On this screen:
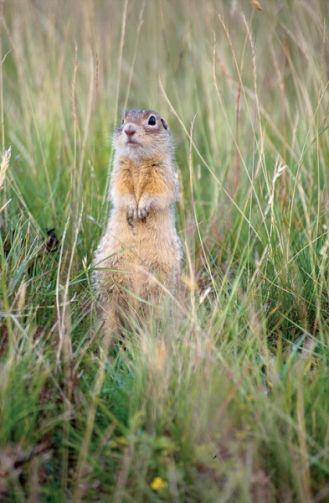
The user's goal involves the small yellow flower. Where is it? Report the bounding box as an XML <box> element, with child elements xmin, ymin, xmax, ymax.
<box><xmin>116</xmin><ymin>436</ymin><xmax>128</xmax><ymax>446</ymax></box>
<box><xmin>150</xmin><ymin>477</ymin><xmax>167</xmax><ymax>491</ymax></box>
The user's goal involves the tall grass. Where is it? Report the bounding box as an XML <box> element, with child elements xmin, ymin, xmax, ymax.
<box><xmin>0</xmin><ymin>0</ymin><xmax>329</xmax><ymax>501</ymax></box>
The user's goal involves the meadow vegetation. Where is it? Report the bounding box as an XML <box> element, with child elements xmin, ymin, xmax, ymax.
<box><xmin>0</xmin><ymin>0</ymin><xmax>329</xmax><ymax>501</ymax></box>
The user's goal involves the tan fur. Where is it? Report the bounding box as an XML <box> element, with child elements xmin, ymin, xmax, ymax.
<box><xmin>93</xmin><ymin>109</ymin><xmax>182</xmax><ymax>336</ymax></box>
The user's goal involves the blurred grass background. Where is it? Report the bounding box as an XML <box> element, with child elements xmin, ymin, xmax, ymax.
<box><xmin>0</xmin><ymin>0</ymin><xmax>329</xmax><ymax>501</ymax></box>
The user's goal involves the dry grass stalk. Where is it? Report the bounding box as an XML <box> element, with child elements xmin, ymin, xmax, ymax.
<box><xmin>0</xmin><ymin>146</ymin><xmax>10</xmax><ymax>190</ymax></box>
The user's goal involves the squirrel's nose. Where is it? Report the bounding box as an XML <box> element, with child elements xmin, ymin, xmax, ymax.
<box><xmin>124</xmin><ymin>124</ymin><xmax>136</xmax><ymax>137</ymax></box>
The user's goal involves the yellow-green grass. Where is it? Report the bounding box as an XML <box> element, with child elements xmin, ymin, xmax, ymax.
<box><xmin>0</xmin><ymin>0</ymin><xmax>329</xmax><ymax>501</ymax></box>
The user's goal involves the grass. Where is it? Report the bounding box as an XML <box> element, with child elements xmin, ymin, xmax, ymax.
<box><xmin>0</xmin><ymin>0</ymin><xmax>329</xmax><ymax>501</ymax></box>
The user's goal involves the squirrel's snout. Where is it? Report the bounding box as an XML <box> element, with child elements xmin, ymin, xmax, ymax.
<box><xmin>124</xmin><ymin>124</ymin><xmax>136</xmax><ymax>138</ymax></box>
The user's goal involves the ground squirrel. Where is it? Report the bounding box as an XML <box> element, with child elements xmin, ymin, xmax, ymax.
<box><xmin>93</xmin><ymin>109</ymin><xmax>182</xmax><ymax>336</ymax></box>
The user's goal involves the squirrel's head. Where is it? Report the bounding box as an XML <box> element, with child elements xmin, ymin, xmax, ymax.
<box><xmin>113</xmin><ymin>109</ymin><xmax>172</xmax><ymax>160</ymax></box>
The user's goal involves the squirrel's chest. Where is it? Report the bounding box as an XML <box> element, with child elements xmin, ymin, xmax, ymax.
<box><xmin>126</xmin><ymin>164</ymin><xmax>153</xmax><ymax>200</ymax></box>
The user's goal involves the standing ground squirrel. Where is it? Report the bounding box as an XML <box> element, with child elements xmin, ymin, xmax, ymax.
<box><xmin>93</xmin><ymin>109</ymin><xmax>182</xmax><ymax>336</ymax></box>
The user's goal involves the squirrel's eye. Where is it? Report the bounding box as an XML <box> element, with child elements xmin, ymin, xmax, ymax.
<box><xmin>148</xmin><ymin>115</ymin><xmax>156</xmax><ymax>126</ymax></box>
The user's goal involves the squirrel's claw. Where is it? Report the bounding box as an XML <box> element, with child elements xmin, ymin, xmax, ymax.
<box><xmin>137</xmin><ymin>205</ymin><xmax>150</xmax><ymax>220</ymax></box>
<box><xmin>127</xmin><ymin>203</ymin><xmax>150</xmax><ymax>225</ymax></box>
<box><xmin>127</xmin><ymin>204</ymin><xmax>138</xmax><ymax>226</ymax></box>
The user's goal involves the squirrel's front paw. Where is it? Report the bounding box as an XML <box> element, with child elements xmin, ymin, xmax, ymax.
<box><xmin>137</xmin><ymin>203</ymin><xmax>150</xmax><ymax>220</ymax></box>
<box><xmin>127</xmin><ymin>204</ymin><xmax>138</xmax><ymax>225</ymax></box>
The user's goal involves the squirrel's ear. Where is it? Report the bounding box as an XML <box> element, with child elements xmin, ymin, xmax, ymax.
<box><xmin>160</xmin><ymin>117</ymin><xmax>168</xmax><ymax>130</ymax></box>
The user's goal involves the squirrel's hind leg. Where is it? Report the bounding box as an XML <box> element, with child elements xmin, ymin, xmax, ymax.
<box><xmin>99</xmin><ymin>290</ymin><xmax>122</xmax><ymax>345</ymax></box>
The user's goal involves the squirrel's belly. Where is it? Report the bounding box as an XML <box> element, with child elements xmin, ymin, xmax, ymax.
<box><xmin>96</xmin><ymin>215</ymin><xmax>179</xmax><ymax>274</ymax></box>
<box><xmin>94</xmin><ymin>208</ymin><xmax>181</xmax><ymax>301</ymax></box>
<box><xmin>133</xmin><ymin>218</ymin><xmax>180</xmax><ymax>267</ymax></box>
<box><xmin>107</xmin><ymin>211</ymin><xmax>179</xmax><ymax>258</ymax></box>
